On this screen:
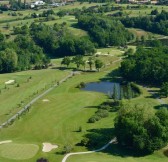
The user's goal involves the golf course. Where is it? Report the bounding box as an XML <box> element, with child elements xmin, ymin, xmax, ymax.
<box><xmin>0</xmin><ymin>1</ymin><xmax>168</xmax><ymax>162</ymax></box>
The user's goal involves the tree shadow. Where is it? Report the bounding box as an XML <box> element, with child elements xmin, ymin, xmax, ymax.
<box><xmin>80</xmin><ymin>128</ymin><xmax>150</xmax><ymax>157</ymax></box>
<box><xmin>51</xmin><ymin>66</ymin><xmax>76</xmax><ymax>71</ymax></box>
<box><xmin>99</xmin><ymin>68</ymin><xmax>122</xmax><ymax>82</ymax></box>
<box><xmin>84</xmin><ymin>106</ymin><xmax>98</xmax><ymax>109</ymax></box>
<box><xmin>154</xmin><ymin>104</ymin><xmax>168</xmax><ymax>110</ymax></box>
<box><xmin>80</xmin><ymin>128</ymin><xmax>115</xmax><ymax>150</ymax></box>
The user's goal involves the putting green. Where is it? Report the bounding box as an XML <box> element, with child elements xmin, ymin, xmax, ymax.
<box><xmin>0</xmin><ymin>143</ymin><xmax>39</xmax><ymax>160</ymax></box>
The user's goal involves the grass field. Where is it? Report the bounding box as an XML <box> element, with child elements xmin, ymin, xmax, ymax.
<box><xmin>0</xmin><ymin>68</ymin><xmax>69</xmax><ymax>124</ymax></box>
<box><xmin>0</xmin><ymin>57</ymin><xmax>166</xmax><ymax>162</ymax></box>
<box><xmin>0</xmin><ymin>2</ymin><xmax>168</xmax><ymax>162</ymax></box>
<box><xmin>0</xmin><ymin>143</ymin><xmax>39</xmax><ymax>160</ymax></box>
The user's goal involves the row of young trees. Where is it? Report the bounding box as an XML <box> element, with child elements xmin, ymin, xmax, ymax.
<box><xmin>77</xmin><ymin>14</ymin><xmax>134</xmax><ymax>47</ymax></box>
<box><xmin>61</xmin><ymin>56</ymin><xmax>104</xmax><ymax>71</ymax></box>
<box><xmin>121</xmin><ymin>10</ymin><xmax>168</xmax><ymax>35</ymax></box>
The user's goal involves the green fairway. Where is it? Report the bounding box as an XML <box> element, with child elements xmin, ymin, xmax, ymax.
<box><xmin>0</xmin><ymin>2</ymin><xmax>168</xmax><ymax>162</ymax></box>
<box><xmin>0</xmin><ymin>69</ymin><xmax>69</xmax><ymax>124</ymax></box>
<box><xmin>0</xmin><ymin>58</ymin><xmax>166</xmax><ymax>162</ymax></box>
<box><xmin>0</xmin><ymin>143</ymin><xmax>39</xmax><ymax>160</ymax></box>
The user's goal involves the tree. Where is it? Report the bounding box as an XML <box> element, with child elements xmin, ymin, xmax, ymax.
<box><xmin>160</xmin><ymin>82</ymin><xmax>168</xmax><ymax>97</ymax></box>
<box><xmin>95</xmin><ymin>59</ymin><xmax>103</xmax><ymax>72</ymax></box>
<box><xmin>61</xmin><ymin>56</ymin><xmax>71</xmax><ymax>67</ymax></box>
<box><xmin>57</xmin><ymin>10</ymin><xmax>67</xmax><ymax>18</ymax></box>
<box><xmin>0</xmin><ymin>48</ymin><xmax>18</xmax><ymax>73</ymax></box>
<box><xmin>112</xmin><ymin>83</ymin><xmax>119</xmax><ymax>100</ymax></box>
<box><xmin>0</xmin><ymin>33</ymin><xmax>5</xmax><ymax>42</ymax></box>
<box><xmin>72</xmin><ymin>55</ymin><xmax>84</xmax><ymax>69</ymax></box>
<box><xmin>114</xmin><ymin>105</ymin><xmax>168</xmax><ymax>154</ymax></box>
<box><xmin>88</xmin><ymin>57</ymin><xmax>94</xmax><ymax>71</ymax></box>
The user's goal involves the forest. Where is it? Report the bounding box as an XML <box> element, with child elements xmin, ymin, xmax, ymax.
<box><xmin>77</xmin><ymin>14</ymin><xmax>134</xmax><ymax>47</ymax></box>
<box><xmin>120</xmin><ymin>44</ymin><xmax>168</xmax><ymax>85</ymax></box>
<box><xmin>121</xmin><ymin>10</ymin><xmax>168</xmax><ymax>35</ymax></box>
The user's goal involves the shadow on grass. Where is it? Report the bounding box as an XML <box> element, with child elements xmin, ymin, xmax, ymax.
<box><xmin>84</xmin><ymin>106</ymin><xmax>98</xmax><ymax>109</ymax></box>
<box><xmin>80</xmin><ymin>128</ymin><xmax>115</xmax><ymax>150</ymax></box>
<box><xmin>79</xmin><ymin>127</ymin><xmax>150</xmax><ymax>157</ymax></box>
<box><xmin>99</xmin><ymin>68</ymin><xmax>122</xmax><ymax>83</ymax></box>
<box><xmin>51</xmin><ymin>66</ymin><xmax>76</xmax><ymax>71</ymax></box>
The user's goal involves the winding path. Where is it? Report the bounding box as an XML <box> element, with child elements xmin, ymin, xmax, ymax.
<box><xmin>62</xmin><ymin>138</ymin><xmax>116</xmax><ymax>162</ymax></box>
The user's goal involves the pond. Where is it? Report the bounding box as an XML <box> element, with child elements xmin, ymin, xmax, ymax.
<box><xmin>81</xmin><ymin>81</ymin><xmax>139</xmax><ymax>99</ymax></box>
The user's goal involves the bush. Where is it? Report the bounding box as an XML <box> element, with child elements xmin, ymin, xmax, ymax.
<box><xmin>81</xmin><ymin>138</ymin><xmax>89</xmax><ymax>146</ymax></box>
<box><xmin>88</xmin><ymin>115</ymin><xmax>101</xmax><ymax>123</ymax></box>
<box><xmin>76</xmin><ymin>82</ymin><xmax>85</xmax><ymax>88</ymax></box>
<box><xmin>96</xmin><ymin>109</ymin><xmax>109</xmax><ymax>118</ymax></box>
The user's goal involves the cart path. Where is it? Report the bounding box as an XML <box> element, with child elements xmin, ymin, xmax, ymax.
<box><xmin>62</xmin><ymin>138</ymin><xmax>116</xmax><ymax>162</ymax></box>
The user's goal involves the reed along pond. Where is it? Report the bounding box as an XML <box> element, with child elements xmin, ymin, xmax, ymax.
<box><xmin>81</xmin><ymin>81</ymin><xmax>140</xmax><ymax>99</ymax></box>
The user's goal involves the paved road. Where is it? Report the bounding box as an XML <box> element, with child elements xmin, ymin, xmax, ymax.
<box><xmin>62</xmin><ymin>138</ymin><xmax>116</xmax><ymax>162</ymax></box>
<box><xmin>0</xmin><ymin>72</ymin><xmax>74</xmax><ymax>129</ymax></box>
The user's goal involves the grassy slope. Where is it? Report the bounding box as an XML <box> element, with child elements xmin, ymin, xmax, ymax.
<box><xmin>0</xmin><ymin>58</ymin><xmax>166</xmax><ymax>162</ymax></box>
<box><xmin>0</xmin><ymin>69</ymin><xmax>69</xmax><ymax>124</ymax></box>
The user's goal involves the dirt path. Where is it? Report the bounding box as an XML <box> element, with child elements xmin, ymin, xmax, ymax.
<box><xmin>62</xmin><ymin>138</ymin><xmax>116</xmax><ymax>162</ymax></box>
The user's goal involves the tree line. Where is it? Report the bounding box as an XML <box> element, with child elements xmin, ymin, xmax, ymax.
<box><xmin>120</xmin><ymin>10</ymin><xmax>168</xmax><ymax>35</ymax></box>
<box><xmin>30</xmin><ymin>22</ymin><xmax>96</xmax><ymax>57</ymax></box>
<box><xmin>77</xmin><ymin>14</ymin><xmax>134</xmax><ymax>47</ymax></box>
<box><xmin>115</xmin><ymin>105</ymin><xmax>168</xmax><ymax>154</ymax></box>
<box><xmin>0</xmin><ymin>33</ymin><xmax>49</xmax><ymax>73</ymax></box>
<box><xmin>120</xmin><ymin>44</ymin><xmax>168</xmax><ymax>85</ymax></box>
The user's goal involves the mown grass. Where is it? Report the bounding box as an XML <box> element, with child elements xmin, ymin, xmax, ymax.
<box><xmin>0</xmin><ymin>57</ymin><xmax>166</xmax><ymax>162</ymax></box>
<box><xmin>0</xmin><ymin>143</ymin><xmax>39</xmax><ymax>160</ymax></box>
<box><xmin>0</xmin><ymin>69</ymin><xmax>69</xmax><ymax>124</ymax></box>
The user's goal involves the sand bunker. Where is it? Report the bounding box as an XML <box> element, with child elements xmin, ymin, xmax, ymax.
<box><xmin>0</xmin><ymin>140</ymin><xmax>12</xmax><ymax>145</ymax></box>
<box><xmin>5</xmin><ymin>80</ymin><xmax>15</xmax><ymax>85</ymax></box>
<box><xmin>42</xmin><ymin>143</ymin><xmax>58</xmax><ymax>152</ymax></box>
<box><xmin>42</xmin><ymin>99</ymin><xmax>50</xmax><ymax>102</ymax></box>
<box><xmin>95</xmin><ymin>52</ymin><xmax>101</xmax><ymax>55</ymax></box>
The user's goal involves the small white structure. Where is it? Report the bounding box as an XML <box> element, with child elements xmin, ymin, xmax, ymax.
<box><xmin>31</xmin><ymin>1</ymin><xmax>45</xmax><ymax>8</ymax></box>
<box><xmin>34</xmin><ymin>1</ymin><xmax>45</xmax><ymax>5</ymax></box>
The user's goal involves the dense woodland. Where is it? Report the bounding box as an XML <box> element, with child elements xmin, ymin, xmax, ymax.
<box><xmin>0</xmin><ymin>33</ymin><xmax>49</xmax><ymax>73</ymax></box>
<box><xmin>121</xmin><ymin>10</ymin><xmax>168</xmax><ymax>35</ymax></box>
<box><xmin>77</xmin><ymin>15</ymin><xmax>134</xmax><ymax>47</ymax></box>
<box><xmin>30</xmin><ymin>23</ymin><xmax>96</xmax><ymax>57</ymax></box>
<box><xmin>120</xmin><ymin>44</ymin><xmax>168</xmax><ymax>85</ymax></box>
